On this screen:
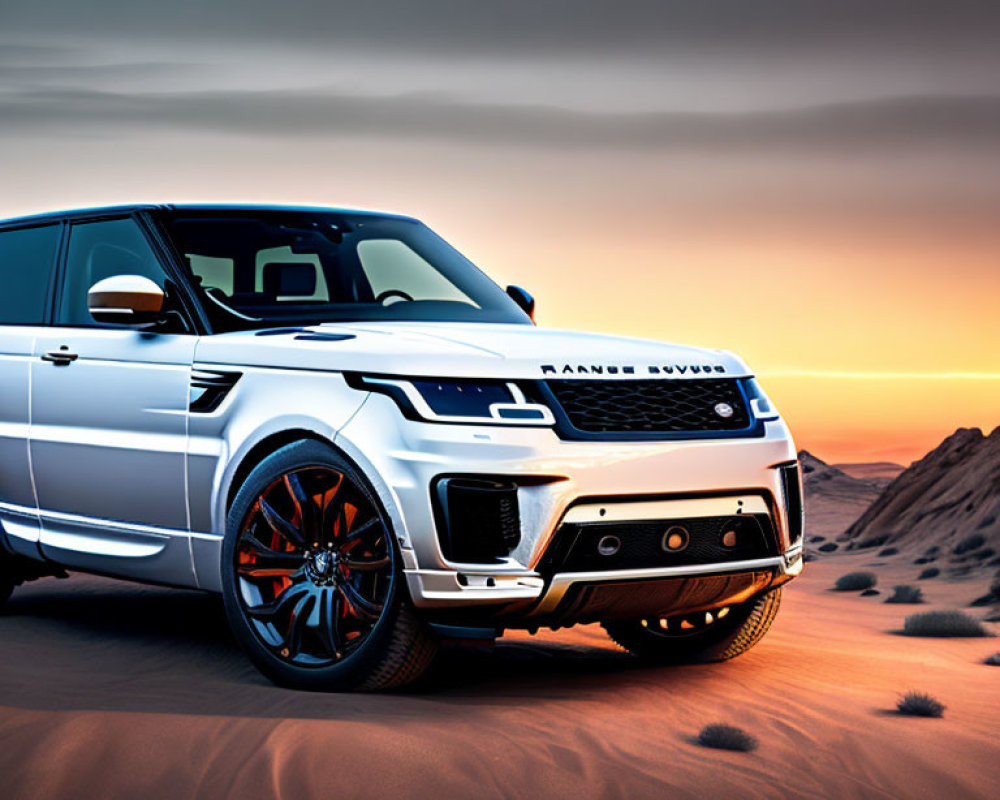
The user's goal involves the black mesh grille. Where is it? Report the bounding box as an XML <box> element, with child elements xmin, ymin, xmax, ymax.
<box><xmin>543</xmin><ymin>378</ymin><xmax>750</xmax><ymax>434</ymax></box>
<box><xmin>538</xmin><ymin>514</ymin><xmax>776</xmax><ymax>575</ymax></box>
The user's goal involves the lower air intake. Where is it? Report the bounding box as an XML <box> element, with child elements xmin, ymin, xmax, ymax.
<box><xmin>434</xmin><ymin>478</ymin><xmax>521</xmax><ymax>564</ymax></box>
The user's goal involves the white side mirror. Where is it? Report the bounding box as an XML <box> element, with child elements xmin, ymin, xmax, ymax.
<box><xmin>87</xmin><ymin>274</ymin><xmax>165</xmax><ymax>326</ymax></box>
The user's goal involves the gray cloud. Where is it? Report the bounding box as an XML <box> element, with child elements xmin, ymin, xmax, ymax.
<box><xmin>2</xmin><ymin>1</ymin><xmax>999</xmax><ymax>57</ymax></box>
<box><xmin>1</xmin><ymin>85</ymin><xmax>998</xmax><ymax>153</ymax></box>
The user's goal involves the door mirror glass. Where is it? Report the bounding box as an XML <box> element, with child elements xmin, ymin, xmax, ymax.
<box><xmin>505</xmin><ymin>285</ymin><xmax>535</xmax><ymax>320</ymax></box>
<box><xmin>87</xmin><ymin>274</ymin><xmax>165</xmax><ymax>326</ymax></box>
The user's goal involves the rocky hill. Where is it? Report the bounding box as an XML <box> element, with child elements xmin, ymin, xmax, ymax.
<box><xmin>799</xmin><ymin>450</ymin><xmax>884</xmax><ymax>545</ymax></box>
<box><xmin>843</xmin><ymin>427</ymin><xmax>1000</xmax><ymax>568</ymax></box>
<box><xmin>831</xmin><ymin>461</ymin><xmax>905</xmax><ymax>491</ymax></box>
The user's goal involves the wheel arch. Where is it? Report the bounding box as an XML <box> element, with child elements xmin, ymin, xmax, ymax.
<box><xmin>224</xmin><ymin>428</ymin><xmax>332</xmax><ymax>514</ymax></box>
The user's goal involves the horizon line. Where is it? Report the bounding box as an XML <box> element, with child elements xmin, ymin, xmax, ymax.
<box><xmin>759</xmin><ymin>371</ymin><xmax>1000</xmax><ymax>380</ymax></box>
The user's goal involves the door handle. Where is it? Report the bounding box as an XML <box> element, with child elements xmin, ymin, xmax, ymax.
<box><xmin>41</xmin><ymin>347</ymin><xmax>78</xmax><ymax>366</ymax></box>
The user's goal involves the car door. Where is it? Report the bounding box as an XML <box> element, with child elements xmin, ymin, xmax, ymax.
<box><xmin>0</xmin><ymin>222</ymin><xmax>62</xmax><ymax>559</ymax></box>
<box><xmin>29</xmin><ymin>215</ymin><xmax>198</xmax><ymax>583</ymax></box>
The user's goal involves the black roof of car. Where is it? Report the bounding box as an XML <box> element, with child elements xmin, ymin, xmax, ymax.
<box><xmin>0</xmin><ymin>203</ymin><xmax>417</xmax><ymax>229</ymax></box>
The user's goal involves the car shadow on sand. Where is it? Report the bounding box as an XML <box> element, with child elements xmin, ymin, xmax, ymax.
<box><xmin>0</xmin><ymin>574</ymin><xmax>691</xmax><ymax>720</ymax></box>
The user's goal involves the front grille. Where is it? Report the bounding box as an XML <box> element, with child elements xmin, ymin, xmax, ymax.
<box><xmin>541</xmin><ymin>378</ymin><xmax>752</xmax><ymax>438</ymax></box>
<box><xmin>538</xmin><ymin>514</ymin><xmax>776</xmax><ymax>575</ymax></box>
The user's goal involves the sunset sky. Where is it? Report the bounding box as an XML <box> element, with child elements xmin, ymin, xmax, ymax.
<box><xmin>2</xmin><ymin>1</ymin><xmax>998</xmax><ymax>464</ymax></box>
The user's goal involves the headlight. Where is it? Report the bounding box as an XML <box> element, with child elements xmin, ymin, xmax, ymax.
<box><xmin>347</xmin><ymin>374</ymin><xmax>555</xmax><ymax>426</ymax></box>
<box><xmin>745</xmin><ymin>378</ymin><xmax>780</xmax><ymax>421</ymax></box>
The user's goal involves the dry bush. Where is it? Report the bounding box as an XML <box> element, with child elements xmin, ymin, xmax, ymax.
<box><xmin>886</xmin><ymin>585</ymin><xmax>924</xmax><ymax>604</ymax></box>
<box><xmin>697</xmin><ymin>724</ymin><xmax>758</xmax><ymax>752</ymax></box>
<box><xmin>902</xmin><ymin>610</ymin><xmax>989</xmax><ymax>638</ymax></box>
<box><xmin>918</xmin><ymin>568</ymin><xmax>940</xmax><ymax>580</ymax></box>
<box><xmin>834</xmin><ymin>572</ymin><xmax>877</xmax><ymax>591</ymax></box>
<box><xmin>896</xmin><ymin>691</ymin><xmax>945</xmax><ymax>718</ymax></box>
<box><xmin>954</xmin><ymin>534</ymin><xmax>986</xmax><ymax>555</ymax></box>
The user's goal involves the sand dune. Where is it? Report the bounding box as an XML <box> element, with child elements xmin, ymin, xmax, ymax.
<box><xmin>2</xmin><ymin>448</ymin><xmax>997</xmax><ymax>799</ymax></box>
<box><xmin>1</xmin><ymin>560</ymin><xmax>997</xmax><ymax>800</ymax></box>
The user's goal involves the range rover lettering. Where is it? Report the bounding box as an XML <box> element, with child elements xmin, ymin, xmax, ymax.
<box><xmin>0</xmin><ymin>205</ymin><xmax>804</xmax><ymax>691</ymax></box>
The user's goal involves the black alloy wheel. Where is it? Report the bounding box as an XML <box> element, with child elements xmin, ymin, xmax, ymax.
<box><xmin>223</xmin><ymin>440</ymin><xmax>437</xmax><ymax>691</ymax></box>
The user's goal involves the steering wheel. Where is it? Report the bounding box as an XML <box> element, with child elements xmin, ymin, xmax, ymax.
<box><xmin>375</xmin><ymin>289</ymin><xmax>414</xmax><ymax>305</ymax></box>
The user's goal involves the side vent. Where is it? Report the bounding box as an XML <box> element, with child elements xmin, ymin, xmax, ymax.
<box><xmin>779</xmin><ymin>463</ymin><xmax>804</xmax><ymax>545</ymax></box>
<box><xmin>189</xmin><ymin>369</ymin><xmax>241</xmax><ymax>413</ymax></box>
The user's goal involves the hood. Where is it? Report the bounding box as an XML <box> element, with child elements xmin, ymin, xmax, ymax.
<box><xmin>194</xmin><ymin>322</ymin><xmax>752</xmax><ymax>380</ymax></box>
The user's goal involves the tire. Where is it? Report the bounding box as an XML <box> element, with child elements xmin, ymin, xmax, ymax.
<box><xmin>0</xmin><ymin>573</ymin><xmax>13</xmax><ymax>610</ymax></box>
<box><xmin>0</xmin><ymin>549</ymin><xmax>21</xmax><ymax>610</ymax></box>
<box><xmin>222</xmin><ymin>439</ymin><xmax>438</xmax><ymax>691</ymax></box>
<box><xmin>602</xmin><ymin>586</ymin><xmax>782</xmax><ymax>664</ymax></box>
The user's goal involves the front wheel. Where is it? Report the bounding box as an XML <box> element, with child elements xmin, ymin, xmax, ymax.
<box><xmin>603</xmin><ymin>586</ymin><xmax>782</xmax><ymax>664</ymax></box>
<box><xmin>222</xmin><ymin>440</ymin><xmax>438</xmax><ymax>691</ymax></box>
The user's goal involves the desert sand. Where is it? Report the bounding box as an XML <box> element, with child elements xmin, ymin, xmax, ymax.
<box><xmin>1</xmin><ymin>552</ymin><xmax>997</xmax><ymax>800</ymax></box>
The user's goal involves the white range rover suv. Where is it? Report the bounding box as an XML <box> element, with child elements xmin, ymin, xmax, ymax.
<box><xmin>0</xmin><ymin>204</ymin><xmax>803</xmax><ymax>691</ymax></box>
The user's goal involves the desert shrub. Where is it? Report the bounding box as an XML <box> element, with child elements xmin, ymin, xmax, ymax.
<box><xmin>810</xmin><ymin>535</ymin><xmax>827</xmax><ymax>543</ymax></box>
<box><xmin>697</xmin><ymin>724</ymin><xmax>758</xmax><ymax>752</ymax></box>
<box><xmin>918</xmin><ymin>568</ymin><xmax>940</xmax><ymax>580</ymax></box>
<box><xmin>970</xmin><ymin>579</ymin><xmax>1000</xmax><ymax>607</ymax></box>
<box><xmin>896</xmin><ymin>691</ymin><xmax>945</xmax><ymax>718</ymax></box>
<box><xmin>818</xmin><ymin>543</ymin><xmax>838</xmax><ymax>553</ymax></box>
<box><xmin>834</xmin><ymin>571</ymin><xmax>877</xmax><ymax>591</ymax></box>
<box><xmin>914</xmin><ymin>557</ymin><xmax>933</xmax><ymax>565</ymax></box>
<box><xmin>977</xmin><ymin>515</ymin><xmax>996</xmax><ymax>529</ymax></box>
<box><xmin>861</xmin><ymin>588</ymin><xmax>881</xmax><ymax>597</ymax></box>
<box><xmin>925</xmin><ymin>546</ymin><xmax>940</xmax><ymax>556</ymax></box>
<box><xmin>970</xmin><ymin>548</ymin><xmax>995</xmax><ymax>561</ymax></box>
<box><xmin>954</xmin><ymin>534</ymin><xmax>986</xmax><ymax>555</ymax></box>
<box><xmin>984</xmin><ymin>653</ymin><xmax>1000</xmax><ymax>666</ymax></box>
<box><xmin>886</xmin><ymin>585</ymin><xmax>924</xmax><ymax>604</ymax></box>
<box><xmin>902</xmin><ymin>610</ymin><xmax>989</xmax><ymax>638</ymax></box>
<box><xmin>879</xmin><ymin>547</ymin><xmax>899</xmax><ymax>557</ymax></box>
<box><xmin>856</xmin><ymin>536</ymin><xmax>888</xmax><ymax>550</ymax></box>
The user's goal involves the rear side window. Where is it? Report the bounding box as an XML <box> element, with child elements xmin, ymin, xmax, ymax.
<box><xmin>0</xmin><ymin>224</ymin><xmax>60</xmax><ymax>324</ymax></box>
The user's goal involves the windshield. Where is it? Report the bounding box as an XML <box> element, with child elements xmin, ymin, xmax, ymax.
<box><xmin>157</xmin><ymin>209</ymin><xmax>531</xmax><ymax>331</ymax></box>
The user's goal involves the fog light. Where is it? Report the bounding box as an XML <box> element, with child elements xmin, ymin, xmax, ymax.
<box><xmin>661</xmin><ymin>525</ymin><xmax>690</xmax><ymax>552</ymax></box>
<box><xmin>597</xmin><ymin>535</ymin><xmax>621</xmax><ymax>556</ymax></box>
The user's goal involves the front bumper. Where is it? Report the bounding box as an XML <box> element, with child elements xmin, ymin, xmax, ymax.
<box><xmin>335</xmin><ymin>392</ymin><xmax>801</xmax><ymax>620</ymax></box>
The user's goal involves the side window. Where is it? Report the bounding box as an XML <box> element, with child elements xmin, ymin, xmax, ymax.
<box><xmin>57</xmin><ymin>218</ymin><xmax>169</xmax><ymax>327</ymax></box>
<box><xmin>0</xmin><ymin>225</ymin><xmax>60</xmax><ymax>325</ymax></box>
